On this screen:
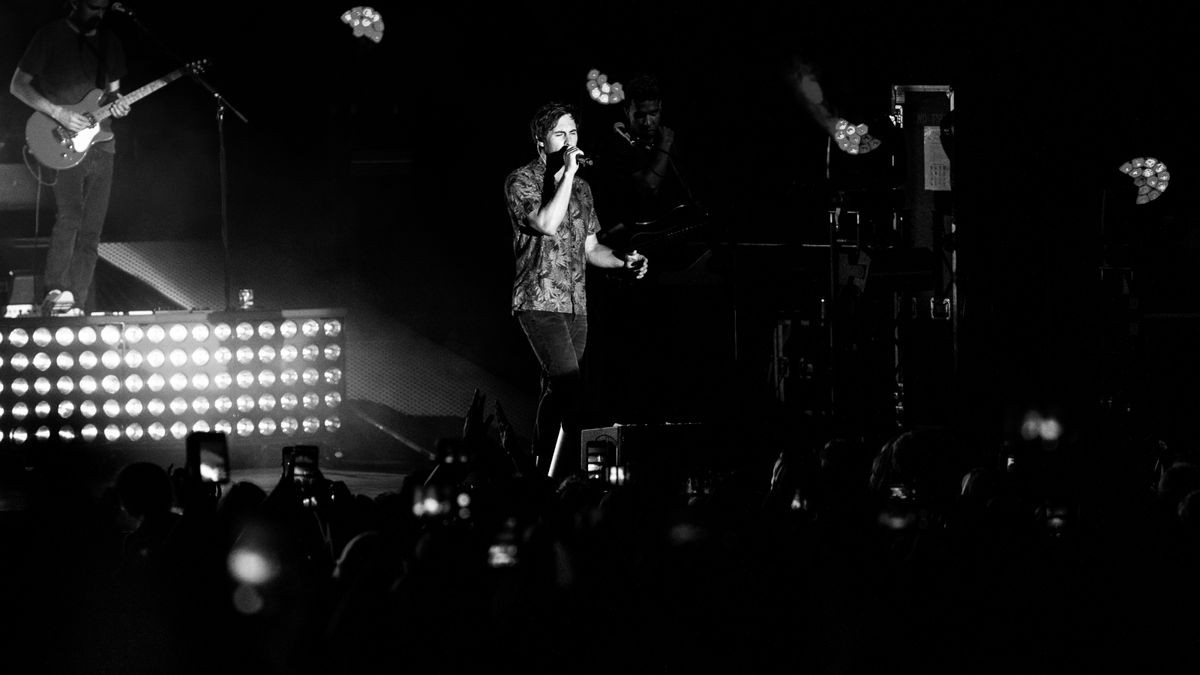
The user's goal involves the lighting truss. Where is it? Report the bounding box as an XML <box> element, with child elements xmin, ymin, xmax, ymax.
<box><xmin>0</xmin><ymin>309</ymin><xmax>346</xmax><ymax>447</ymax></box>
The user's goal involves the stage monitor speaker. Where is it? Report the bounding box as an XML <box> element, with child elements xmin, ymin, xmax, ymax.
<box><xmin>580</xmin><ymin>422</ymin><xmax>714</xmax><ymax>490</ymax></box>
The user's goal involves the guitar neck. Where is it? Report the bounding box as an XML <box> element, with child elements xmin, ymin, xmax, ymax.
<box><xmin>92</xmin><ymin>69</ymin><xmax>186</xmax><ymax>123</ymax></box>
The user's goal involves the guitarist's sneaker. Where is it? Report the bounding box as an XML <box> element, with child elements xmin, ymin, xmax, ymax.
<box><xmin>42</xmin><ymin>289</ymin><xmax>77</xmax><ymax>316</ymax></box>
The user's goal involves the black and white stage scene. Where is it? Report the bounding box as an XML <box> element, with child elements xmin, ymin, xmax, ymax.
<box><xmin>1</xmin><ymin>1</ymin><xmax>1198</xmax><ymax>672</ymax></box>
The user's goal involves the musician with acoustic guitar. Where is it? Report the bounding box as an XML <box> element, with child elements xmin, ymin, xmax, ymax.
<box><xmin>10</xmin><ymin>0</ymin><xmax>130</xmax><ymax>315</ymax></box>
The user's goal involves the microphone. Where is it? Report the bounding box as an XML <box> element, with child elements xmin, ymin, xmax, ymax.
<box><xmin>110</xmin><ymin>2</ymin><xmax>136</xmax><ymax>16</ymax></box>
<box><xmin>552</xmin><ymin>147</ymin><xmax>593</xmax><ymax>168</ymax></box>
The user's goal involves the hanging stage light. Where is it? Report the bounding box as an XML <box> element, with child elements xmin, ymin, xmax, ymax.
<box><xmin>0</xmin><ymin>309</ymin><xmax>346</xmax><ymax>448</ymax></box>
<box><xmin>833</xmin><ymin>118</ymin><xmax>882</xmax><ymax>155</ymax></box>
<box><xmin>340</xmin><ymin>6</ymin><xmax>384</xmax><ymax>43</ymax></box>
<box><xmin>586</xmin><ymin>69</ymin><xmax>625</xmax><ymax>105</ymax></box>
<box><xmin>1118</xmin><ymin>157</ymin><xmax>1170</xmax><ymax>205</ymax></box>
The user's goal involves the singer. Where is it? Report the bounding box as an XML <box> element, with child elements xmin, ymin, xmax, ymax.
<box><xmin>9</xmin><ymin>0</ymin><xmax>131</xmax><ymax>315</ymax></box>
<box><xmin>504</xmin><ymin>101</ymin><xmax>648</xmax><ymax>478</ymax></box>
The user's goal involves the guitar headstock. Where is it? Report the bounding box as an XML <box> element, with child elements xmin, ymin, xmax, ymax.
<box><xmin>185</xmin><ymin>59</ymin><xmax>210</xmax><ymax>76</ymax></box>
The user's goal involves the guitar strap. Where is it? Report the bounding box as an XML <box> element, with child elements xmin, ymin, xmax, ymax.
<box><xmin>78</xmin><ymin>28</ymin><xmax>110</xmax><ymax>90</ymax></box>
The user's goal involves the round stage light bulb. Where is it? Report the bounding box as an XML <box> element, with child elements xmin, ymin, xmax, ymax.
<box><xmin>148</xmin><ymin>399</ymin><xmax>166</xmax><ymax>416</ymax></box>
<box><xmin>125</xmin><ymin>399</ymin><xmax>144</xmax><ymax>416</ymax></box>
<box><xmin>280</xmin><ymin>345</ymin><xmax>298</xmax><ymax>363</ymax></box>
<box><xmin>58</xmin><ymin>427</ymin><xmax>76</xmax><ymax>443</ymax></box>
<box><xmin>145</xmin><ymin>349</ymin><xmax>165</xmax><ymax>368</ymax></box>
<box><xmin>11</xmin><ymin>428</ymin><xmax>28</xmax><ymax>444</ymax></box>
<box><xmin>32</xmin><ymin>353</ymin><xmax>52</xmax><ymax>372</ymax></box>
<box><xmin>75</xmin><ymin>327</ymin><xmax>98</xmax><ymax>346</ymax></box>
<box><xmin>103</xmin><ymin>399</ymin><xmax>121</xmax><ymax>417</ymax></box>
<box><xmin>125</xmin><ymin>424</ymin><xmax>145</xmax><ymax>442</ymax></box>
<box><xmin>57</xmin><ymin>376</ymin><xmax>75</xmax><ymax>395</ymax></box>
<box><xmin>258</xmin><ymin>346</ymin><xmax>276</xmax><ymax>363</ymax></box>
<box><xmin>323</xmin><ymin>320</ymin><xmax>342</xmax><ymax>337</ymax></box>
<box><xmin>236</xmin><ymin>346</ymin><xmax>254</xmax><ymax>364</ymax></box>
<box><xmin>170</xmin><ymin>373</ymin><xmax>188</xmax><ymax>392</ymax></box>
<box><xmin>236</xmin><ymin>371</ymin><xmax>254</xmax><ymax>389</ymax></box>
<box><xmin>281</xmin><ymin>417</ymin><xmax>299</xmax><ymax>435</ymax></box>
<box><xmin>258</xmin><ymin>322</ymin><xmax>276</xmax><ymax>339</ymax></box>
<box><xmin>101</xmin><ymin>350</ymin><xmax>121</xmax><ymax>370</ymax></box>
<box><xmin>236</xmin><ymin>323</ymin><xmax>254</xmax><ymax>341</ymax></box>
<box><xmin>170</xmin><ymin>398</ymin><xmax>188</xmax><ymax>416</ymax></box>
<box><xmin>146</xmin><ymin>373</ymin><xmax>166</xmax><ymax>392</ymax></box>
<box><xmin>192</xmin><ymin>373</ymin><xmax>211</xmax><ymax>390</ymax></box>
<box><xmin>11</xmin><ymin>353</ymin><xmax>29</xmax><ymax>372</ymax></box>
<box><xmin>35</xmin><ymin>401</ymin><xmax>51</xmax><ymax>418</ymax></box>
<box><xmin>192</xmin><ymin>420</ymin><xmax>211</xmax><ymax>433</ymax></box>
<box><xmin>32</xmin><ymin>328</ymin><xmax>52</xmax><ymax>348</ymax></box>
<box><xmin>123</xmin><ymin>325</ymin><xmax>144</xmax><ymax>344</ymax></box>
<box><xmin>192</xmin><ymin>324</ymin><xmax>210</xmax><ymax>342</ymax></box>
<box><xmin>101</xmin><ymin>375</ymin><xmax>121</xmax><ymax>394</ymax></box>
<box><xmin>237</xmin><ymin>418</ymin><xmax>255</xmax><ymax>437</ymax></box>
<box><xmin>169</xmin><ymin>324</ymin><xmax>188</xmax><ymax>342</ymax></box>
<box><xmin>214</xmin><ymin>420</ymin><xmax>233</xmax><ymax>435</ymax></box>
<box><xmin>324</xmin><ymin>416</ymin><xmax>341</xmax><ymax>432</ymax></box>
<box><xmin>214</xmin><ymin>347</ymin><xmax>233</xmax><ymax>365</ymax></box>
<box><xmin>124</xmin><ymin>350</ymin><xmax>144</xmax><ymax>368</ymax></box>
<box><xmin>148</xmin><ymin>423</ymin><xmax>167</xmax><ymax>440</ymax></box>
<box><xmin>302</xmin><ymin>416</ymin><xmax>321</xmax><ymax>434</ymax></box>
<box><xmin>324</xmin><ymin>392</ymin><xmax>342</xmax><ymax>409</ymax></box>
<box><xmin>258</xmin><ymin>370</ymin><xmax>276</xmax><ymax>388</ymax></box>
<box><xmin>281</xmin><ymin>393</ymin><xmax>299</xmax><ymax>411</ymax></box>
<box><xmin>145</xmin><ymin>325</ymin><xmax>166</xmax><ymax>343</ymax></box>
<box><xmin>125</xmin><ymin>375</ymin><xmax>144</xmax><ymax>394</ymax></box>
<box><xmin>80</xmin><ymin>382</ymin><xmax>99</xmax><ymax>403</ymax></box>
<box><xmin>302</xmin><ymin>320</ymin><xmax>320</xmax><ymax>338</ymax></box>
<box><xmin>302</xmin><ymin>345</ymin><xmax>319</xmax><ymax>362</ymax></box>
<box><xmin>192</xmin><ymin>397</ymin><xmax>211</xmax><ymax>415</ymax></box>
<box><xmin>12</xmin><ymin>378</ymin><xmax>29</xmax><ymax>397</ymax></box>
<box><xmin>302</xmin><ymin>392</ymin><xmax>320</xmax><ymax>410</ymax></box>
<box><xmin>323</xmin><ymin>345</ymin><xmax>342</xmax><ymax>361</ymax></box>
<box><xmin>80</xmin><ymin>400</ymin><xmax>98</xmax><ymax>418</ymax></box>
<box><xmin>278</xmin><ymin>320</ymin><xmax>297</xmax><ymax>339</ymax></box>
<box><xmin>36</xmin><ymin>426</ymin><xmax>51</xmax><ymax>441</ymax></box>
<box><xmin>258</xmin><ymin>393</ymin><xmax>277</xmax><ymax>412</ymax></box>
<box><xmin>13</xmin><ymin>402</ymin><xmax>29</xmax><ymax>420</ymax></box>
<box><xmin>192</xmin><ymin>349</ymin><xmax>210</xmax><ymax>367</ymax></box>
<box><xmin>213</xmin><ymin>323</ymin><xmax>231</xmax><ymax>341</ymax></box>
<box><xmin>80</xmin><ymin>425</ymin><xmax>97</xmax><ymax>442</ymax></box>
<box><xmin>104</xmin><ymin>425</ymin><xmax>122</xmax><ymax>441</ymax></box>
<box><xmin>214</xmin><ymin>372</ymin><xmax>233</xmax><ymax>390</ymax></box>
<box><xmin>171</xmin><ymin>422</ymin><xmax>188</xmax><ymax>440</ymax></box>
<box><xmin>56</xmin><ymin>353</ymin><xmax>74</xmax><ymax>370</ymax></box>
<box><xmin>170</xmin><ymin>349</ymin><xmax>188</xmax><ymax>368</ymax></box>
<box><xmin>58</xmin><ymin>400</ymin><xmax>75</xmax><ymax>418</ymax></box>
<box><xmin>8</xmin><ymin>328</ymin><xmax>29</xmax><ymax>347</ymax></box>
<box><xmin>236</xmin><ymin>394</ymin><xmax>255</xmax><ymax>413</ymax></box>
<box><xmin>303</xmin><ymin>368</ymin><xmax>319</xmax><ymax>386</ymax></box>
<box><xmin>100</xmin><ymin>325</ymin><xmax>120</xmax><ymax>346</ymax></box>
<box><xmin>214</xmin><ymin>395</ymin><xmax>233</xmax><ymax>414</ymax></box>
<box><xmin>55</xmin><ymin>327</ymin><xmax>75</xmax><ymax>347</ymax></box>
<box><xmin>324</xmin><ymin>368</ymin><xmax>343</xmax><ymax>385</ymax></box>
<box><xmin>280</xmin><ymin>369</ymin><xmax>298</xmax><ymax>386</ymax></box>
<box><xmin>34</xmin><ymin>378</ymin><xmax>51</xmax><ymax>396</ymax></box>
<box><xmin>78</xmin><ymin>351</ymin><xmax>97</xmax><ymax>370</ymax></box>
<box><xmin>258</xmin><ymin>418</ymin><xmax>277</xmax><ymax>435</ymax></box>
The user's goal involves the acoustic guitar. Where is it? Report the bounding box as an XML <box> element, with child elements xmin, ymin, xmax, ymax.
<box><xmin>25</xmin><ymin>60</ymin><xmax>206</xmax><ymax>170</ymax></box>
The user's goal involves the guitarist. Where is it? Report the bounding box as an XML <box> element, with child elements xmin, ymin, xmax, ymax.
<box><xmin>10</xmin><ymin>0</ymin><xmax>130</xmax><ymax>315</ymax></box>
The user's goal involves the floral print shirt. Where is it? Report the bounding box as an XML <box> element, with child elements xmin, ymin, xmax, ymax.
<box><xmin>505</xmin><ymin>158</ymin><xmax>600</xmax><ymax>314</ymax></box>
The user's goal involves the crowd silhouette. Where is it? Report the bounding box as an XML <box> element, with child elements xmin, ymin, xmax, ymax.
<box><xmin>1</xmin><ymin>389</ymin><xmax>1199</xmax><ymax>674</ymax></box>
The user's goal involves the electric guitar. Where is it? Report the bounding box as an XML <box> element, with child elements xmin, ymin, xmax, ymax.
<box><xmin>25</xmin><ymin>60</ymin><xmax>207</xmax><ymax>170</ymax></box>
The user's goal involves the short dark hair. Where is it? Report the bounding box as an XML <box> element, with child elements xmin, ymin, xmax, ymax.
<box><xmin>529</xmin><ymin>101</ymin><xmax>578</xmax><ymax>144</ymax></box>
<box><xmin>625</xmin><ymin>74</ymin><xmax>662</xmax><ymax>104</ymax></box>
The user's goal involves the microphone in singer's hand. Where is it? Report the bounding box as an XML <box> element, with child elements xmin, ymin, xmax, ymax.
<box><xmin>553</xmin><ymin>147</ymin><xmax>592</xmax><ymax>168</ymax></box>
<box><xmin>110</xmin><ymin>2</ymin><xmax>136</xmax><ymax>16</ymax></box>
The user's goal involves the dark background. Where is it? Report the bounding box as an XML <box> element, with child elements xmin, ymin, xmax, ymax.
<box><xmin>3</xmin><ymin>0</ymin><xmax>1198</xmax><ymax>446</ymax></box>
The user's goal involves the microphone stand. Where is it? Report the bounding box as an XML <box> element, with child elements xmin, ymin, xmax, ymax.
<box><xmin>112</xmin><ymin>7</ymin><xmax>248</xmax><ymax>311</ymax></box>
